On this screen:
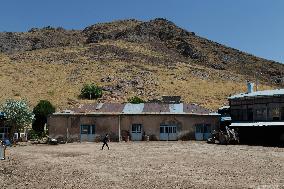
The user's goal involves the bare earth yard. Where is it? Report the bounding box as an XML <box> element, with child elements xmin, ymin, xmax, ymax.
<box><xmin>0</xmin><ymin>141</ymin><xmax>283</xmax><ymax>189</ymax></box>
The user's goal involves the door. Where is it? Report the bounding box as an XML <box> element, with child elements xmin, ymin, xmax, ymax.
<box><xmin>195</xmin><ymin>124</ymin><xmax>212</xmax><ymax>141</ymax></box>
<box><xmin>80</xmin><ymin>125</ymin><xmax>96</xmax><ymax>142</ymax></box>
<box><xmin>195</xmin><ymin>124</ymin><xmax>204</xmax><ymax>140</ymax></box>
<box><xmin>160</xmin><ymin>125</ymin><xmax>177</xmax><ymax>141</ymax></box>
<box><xmin>203</xmin><ymin>124</ymin><xmax>212</xmax><ymax>140</ymax></box>
<box><xmin>131</xmin><ymin>124</ymin><xmax>142</xmax><ymax>141</ymax></box>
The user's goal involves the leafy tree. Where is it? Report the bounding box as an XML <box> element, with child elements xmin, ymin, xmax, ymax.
<box><xmin>128</xmin><ymin>96</ymin><xmax>145</xmax><ymax>104</ymax></box>
<box><xmin>80</xmin><ymin>83</ymin><xmax>103</xmax><ymax>100</ymax></box>
<box><xmin>32</xmin><ymin>100</ymin><xmax>55</xmax><ymax>134</ymax></box>
<box><xmin>1</xmin><ymin>99</ymin><xmax>34</xmax><ymax>142</ymax></box>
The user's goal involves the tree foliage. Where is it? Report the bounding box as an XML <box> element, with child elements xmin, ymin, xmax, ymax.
<box><xmin>80</xmin><ymin>83</ymin><xmax>103</xmax><ymax>100</ymax></box>
<box><xmin>32</xmin><ymin>100</ymin><xmax>55</xmax><ymax>133</ymax></box>
<box><xmin>1</xmin><ymin>99</ymin><xmax>34</xmax><ymax>141</ymax></box>
<box><xmin>128</xmin><ymin>96</ymin><xmax>145</xmax><ymax>104</ymax></box>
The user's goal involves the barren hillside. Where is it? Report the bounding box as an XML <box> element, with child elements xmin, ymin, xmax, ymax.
<box><xmin>0</xmin><ymin>18</ymin><xmax>283</xmax><ymax>110</ymax></box>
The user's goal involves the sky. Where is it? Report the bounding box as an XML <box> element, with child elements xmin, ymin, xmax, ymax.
<box><xmin>0</xmin><ymin>0</ymin><xmax>283</xmax><ymax>63</ymax></box>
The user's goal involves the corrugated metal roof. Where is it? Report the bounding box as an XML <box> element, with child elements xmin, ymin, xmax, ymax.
<box><xmin>122</xmin><ymin>103</ymin><xmax>144</xmax><ymax>114</ymax></box>
<box><xmin>99</xmin><ymin>103</ymin><xmax>124</xmax><ymax>113</ymax></box>
<box><xmin>169</xmin><ymin>104</ymin><xmax>183</xmax><ymax>113</ymax></box>
<box><xmin>143</xmin><ymin>103</ymin><xmax>169</xmax><ymax>113</ymax></box>
<box><xmin>72</xmin><ymin>103</ymin><xmax>97</xmax><ymax>113</ymax></box>
<box><xmin>59</xmin><ymin>103</ymin><xmax>215</xmax><ymax>115</ymax></box>
<box><xmin>183</xmin><ymin>104</ymin><xmax>210</xmax><ymax>114</ymax></box>
<box><xmin>229</xmin><ymin>89</ymin><xmax>284</xmax><ymax>99</ymax></box>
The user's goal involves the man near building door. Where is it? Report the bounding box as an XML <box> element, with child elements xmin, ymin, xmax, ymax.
<box><xmin>101</xmin><ymin>133</ymin><xmax>110</xmax><ymax>150</ymax></box>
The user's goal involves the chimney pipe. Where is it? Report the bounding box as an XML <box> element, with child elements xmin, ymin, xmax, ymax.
<box><xmin>247</xmin><ymin>81</ymin><xmax>254</xmax><ymax>93</ymax></box>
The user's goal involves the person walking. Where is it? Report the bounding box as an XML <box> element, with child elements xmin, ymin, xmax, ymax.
<box><xmin>101</xmin><ymin>134</ymin><xmax>110</xmax><ymax>150</ymax></box>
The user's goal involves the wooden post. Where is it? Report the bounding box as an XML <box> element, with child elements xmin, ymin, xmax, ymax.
<box><xmin>118</xmin><ymin>115</ymin><xmax>121</xmax><ymax>142</ymax></box>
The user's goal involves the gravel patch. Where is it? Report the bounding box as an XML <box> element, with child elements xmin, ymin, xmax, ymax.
<box><xmin>0</xmin><ymin>141</ymin><xmax>283</xmax><ymax>188</ymax></box>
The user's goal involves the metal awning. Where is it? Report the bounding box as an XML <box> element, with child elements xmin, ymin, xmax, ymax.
<box><xmin>230</xmin><ymin>122</ymin><xmax>284</xmax><ymax>127</ymax></box>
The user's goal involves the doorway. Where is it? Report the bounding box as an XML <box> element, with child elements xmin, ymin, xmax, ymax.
<box><xmin>195</xmin><ymin>124</ymin><xmax>212</xmax><ymax>141</ymax></box>
<box><xmin>80</xmin><ymin>125</ymin><xmax>96</xmax><ymax>142</ymax></box>
<box><xmin>160</xmin><ymin>125</ymin><xmax>177</xmax><ymax>141</ymax></box>
<box><xmin>131</xmin><ymin>124</ymin><xmax>142</xmax><ymax>141</ymax></box>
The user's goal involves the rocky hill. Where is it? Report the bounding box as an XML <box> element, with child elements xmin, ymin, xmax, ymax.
<box><xmin>0</xmin><ymin>18</ymin><xmax>283</xmax><ymax>110</ymax></box>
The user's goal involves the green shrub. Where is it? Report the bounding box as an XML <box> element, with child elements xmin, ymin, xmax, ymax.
<box><xmin>32</xmin><ymin>100</ymin><xmax>55</xmax><ymax>134</ymax></box>
<box><xmin>128</xmin><ymin>96</ymin><xmax>145</xmax><ymax>104</ymax></box>
<box><xmin>80</xmin><ymin>83</ymin><xmax>103</xmax><ymax>100</ymax></box>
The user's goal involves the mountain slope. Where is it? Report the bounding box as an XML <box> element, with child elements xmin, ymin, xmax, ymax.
<box><xmin>0</xmin><ymin>18</ymin><xmax>282</xmax><ymax>110</ymax></box>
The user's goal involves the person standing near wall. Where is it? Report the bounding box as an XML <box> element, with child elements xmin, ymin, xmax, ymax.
<box><xmin>101</xmin><ymin>134</ymin><xmax>110</xmax><ymax>150</ymax></box>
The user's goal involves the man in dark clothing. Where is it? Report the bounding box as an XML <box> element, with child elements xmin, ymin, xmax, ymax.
<box><xmin>101</xmin><ymin>134</ymin><xmax>110</xmax><ymax>150</ymax></box>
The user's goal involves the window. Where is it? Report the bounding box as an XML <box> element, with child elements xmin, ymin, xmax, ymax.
<box><xmin>165</xmin><ymin>127</ymin><xmax>169</xmax><ymax>133</ymax></box>
<box><xmin>282</xmin><ymin>107</ymin><xmax>284</xmax><ymax>121</ymax></box>
<box><xmin>81</xmin><ymin>125</ymin><xmax>90</xmax><ymax>134</ymax></box>
<box><xmin>231</xmin><ymin>109</ymin><xmax>243</xmax><ymax>121</ymax></box>
<box><xmin>160</xmin><ymin>127</ymin><xmax>164</xmax><ymax>133</ymax></box>
<box><xmin>196</xmin><ymin>124</ymin><xmax>211</xmax><ymax>133</ymax></box>
<box><xmin>247</xmin><ymin>109</ymin><xmax>253</xmax><ymax>121</ymax></box>
<box><xmin>204</xmin><ymin>124</ymin><xmax>211</xmax><ymax>133</ymax></box>
<box><xmin>81</xmin><ymin>125</ymin><xmax>95</xmax><ymax>134</ymax></box>
<box><xmin>169</xmin><ymin>127</ymin><xmax>173</xmax><ymax>133</ymax></box>
<box><xmin>195</xmin><ymin>124</ymin><xmax>203</xmax><ymax>133</ymax></box>
<box><xmin>256</xmin><ymin>109</ymin><xmax>266</xmax><ymax>121</ymax></box>
<box><xmin>132</xmin><ymin>124</ymin><xmax>142</xmax><ymax>133</ymax></box>
<box><xmin>91</xmin><ymin>125</ymin><xmax>96</xmax><ymax>134</ymax></box>
<box><xmin>160</xmin><ymin>125</ymin><xmax>177</xmax><ymax>134</ymax></box>
<box><xmin>271</xmin><ymin>108</ymin><xmax>280</xmax><ymax>121</ymax></box>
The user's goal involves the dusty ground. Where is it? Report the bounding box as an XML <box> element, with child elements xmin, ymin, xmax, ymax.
<box><xmin>0</xmin><ymin>141</ymin><xmax>283</xmax><ymax>189</ymax></box>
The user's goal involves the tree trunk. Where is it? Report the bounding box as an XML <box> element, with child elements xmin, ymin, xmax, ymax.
<box><xmin>8</xmin><ymin>125</ymin><xmax>16</xmax><ymax>143</ymax></box>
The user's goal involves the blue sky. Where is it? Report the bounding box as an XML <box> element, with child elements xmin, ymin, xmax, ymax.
<box><xmin>0</xmin><ymin>0</ymin><xmax>283</xmax><ymax>63</ymax></box>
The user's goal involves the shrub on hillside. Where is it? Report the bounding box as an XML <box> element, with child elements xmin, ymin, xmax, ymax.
<box><xmin>80</xmin><ymin>83</ymin><xmax>103</xmax><ymax>100</ymax></box>
<box><xmin>127</xmin><ymin>96</ymin><xmax>145</xmax><ymax>104</ymax></box>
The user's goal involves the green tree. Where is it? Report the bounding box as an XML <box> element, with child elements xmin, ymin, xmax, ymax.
<box><xmin>32</xmin><ymin>100</ymin><xmax>56</xmax><ymax>134</ymax></box>
<box><xmin>80</xmin><ymin>83</ymin><xmax>103</xmax><ymax>100</ymax></box>
<box><xmin>128</xmin><ymin>96</ymin><xmax>145</xmax><ymax>104</ymax></box>
<box><xmin>1</xmin><ymin>99</ymin><xmax>34</xmax><ymax>142</ymax></box>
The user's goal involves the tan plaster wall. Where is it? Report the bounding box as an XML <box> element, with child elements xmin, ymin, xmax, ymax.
<box><xmin>48</xmin><ymin>114</ymin><xmax>219</xmax><ymax>141</ymax></box>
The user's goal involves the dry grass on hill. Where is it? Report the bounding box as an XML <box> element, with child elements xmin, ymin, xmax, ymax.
<box><xmin>0</xmin><ymin>40</ymin><xmax>273</xmax><ymax>110</ymax></box>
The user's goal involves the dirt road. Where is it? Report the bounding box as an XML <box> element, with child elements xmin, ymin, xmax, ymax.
<box><xmin>0</xmin><ymin>141</ymin><xmax>283</xmax><ymax>188</ymax></box>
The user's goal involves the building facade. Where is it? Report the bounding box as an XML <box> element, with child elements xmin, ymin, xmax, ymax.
<box><xmin>47</xmin><ymin>103</ymin><xmax>219</xmax><ymax>142</ymax></box>
<box><xmin>229</xmin><ymin>87</ymin><xmax>284</xmax><ymax>143</ymax></box>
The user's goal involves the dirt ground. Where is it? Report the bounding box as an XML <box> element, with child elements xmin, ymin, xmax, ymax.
<box><xmin>0</xmin><ymin>141</ymin><xmax>283</xmax><ymax>189</ymax></box>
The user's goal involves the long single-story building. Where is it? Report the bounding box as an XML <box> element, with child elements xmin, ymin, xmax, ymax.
<box><xmin>47</xmin><ymin>103</ymin><xmax>219</xmax><ymax>142</ymax></box>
